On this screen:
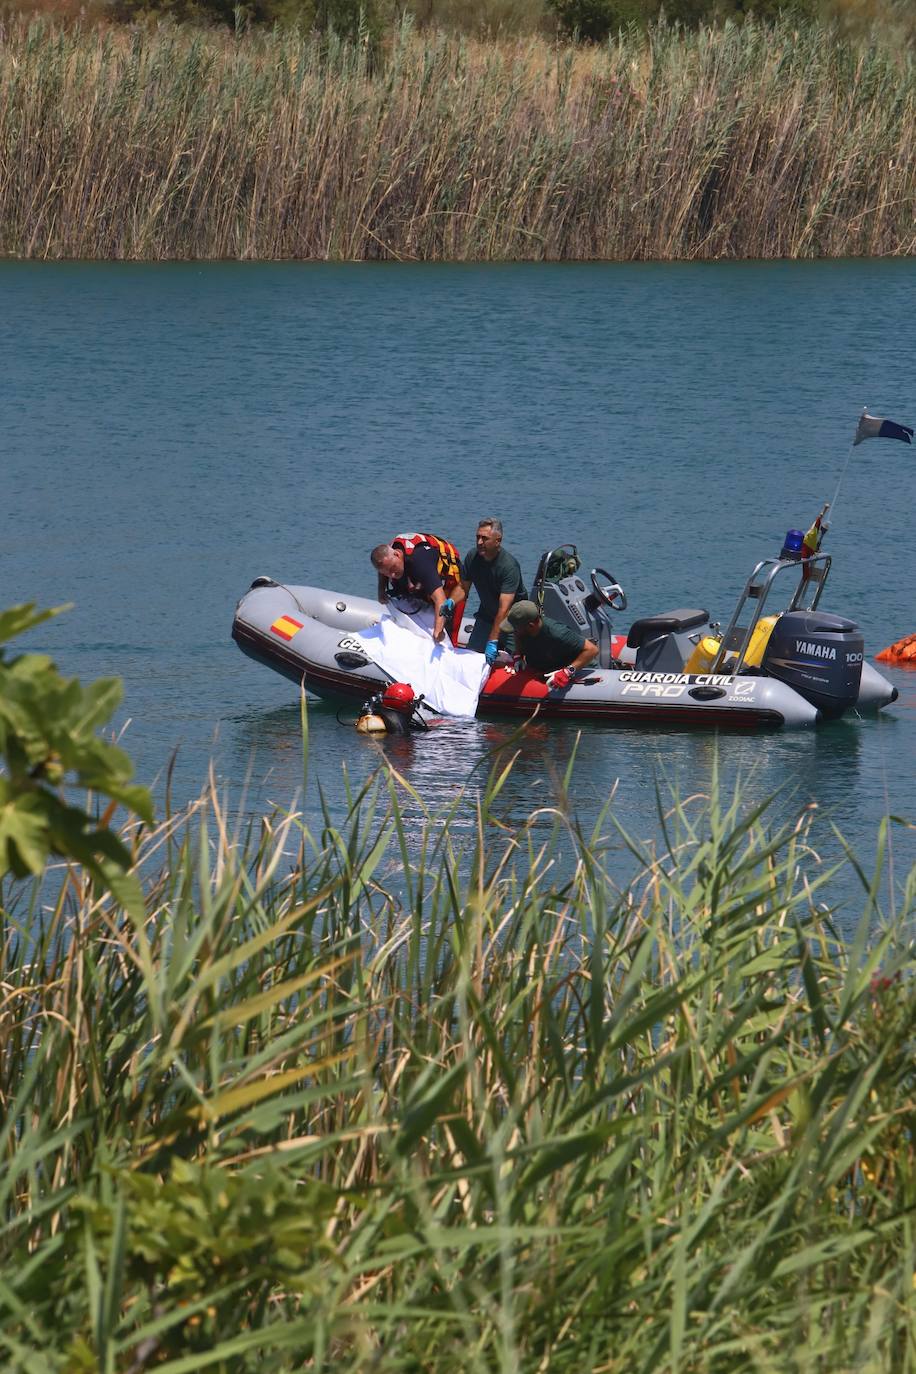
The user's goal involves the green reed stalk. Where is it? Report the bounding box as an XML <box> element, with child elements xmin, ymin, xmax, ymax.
<box><xmin>0</xmin><ymin>732</ymin><xmax>913</xmax><ymax>1371</ymax></box>
<box><xmin>0</xmin><ymin>14</ymin><xmax>913</xmax><ymax>260</ymax></box>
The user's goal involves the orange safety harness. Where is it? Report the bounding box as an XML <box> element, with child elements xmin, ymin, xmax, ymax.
<box><xmin>391</xmin><ymin>532</ymin><xmax>462</xmax><ymax>594</ymax></box>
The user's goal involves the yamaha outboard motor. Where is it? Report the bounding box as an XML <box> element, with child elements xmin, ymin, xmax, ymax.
<box><xmin>761</xmin><ymin>611</ymin><xmax>864</xmax><ymax>718</ymax></box>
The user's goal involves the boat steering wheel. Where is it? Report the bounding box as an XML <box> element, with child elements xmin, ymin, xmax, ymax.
<box><xmin>590</xmin><ymin>567</ymin><xmax>627</xmax><ymax>612</ymax></box>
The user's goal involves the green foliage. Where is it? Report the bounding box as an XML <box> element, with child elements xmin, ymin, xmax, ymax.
<box><xmin>405</xmin><ymin>0</ymin><xmax>547</xmax><ymax>37</ymax></box>
<box><xmin>0</xmin><ymin>723</ymin><xmax>914</xmax><ymax>1369</ymax></box>
<box><xmin>545</xmin><ymin>0</ymin><xmax>826</xmax><ymax>42</ymax></box>
<box><xmin>0</xmin><ymin>0</ymin><xmax>912</xmax><ymax>36</ymax></box>
<box><xmin>108</xmin><ymin>0</ymin><xmax>379</xmax><ymax>47</ymax></box>
<box><xmin>0</xmin><ymin>604</ymin><xmax>152</xmax><ymax>894</ymax></box>
<box><xmin>545</xmin><ymin>0</ymin><xmax>644</xmax><ymax>41</ymax></box>
<box><xmin>52</xmin><ymin>1160</ymin><xmax>340</xmax><ymax>1364</ymax></box>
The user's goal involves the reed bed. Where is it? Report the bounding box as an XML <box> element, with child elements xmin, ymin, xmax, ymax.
<box><xmin>0</xmin><ymin>15</ymin><xmax>913</xmax><ymax>259</ymax></box>
<box><xmin>1</xmin><ymin>739</ymin><xmax>914</xmax><ymax>1371</ymax></box>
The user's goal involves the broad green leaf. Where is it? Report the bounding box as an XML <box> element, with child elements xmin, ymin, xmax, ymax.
<box><xmin>0</xmin><ymin>602</ymin><xmax>71</xmax><ymax>646</ymax></box>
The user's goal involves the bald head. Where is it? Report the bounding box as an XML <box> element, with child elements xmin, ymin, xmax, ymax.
<box><xmin>371</xmin><ymin>544</ymin><xmax>404</xmax><ymax>581</ymax></box>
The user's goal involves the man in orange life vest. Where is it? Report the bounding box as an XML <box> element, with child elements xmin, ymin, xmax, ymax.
<box><xmin>370</xmin><ymin>532</ymin><xmax>465</xmax><ymax>644</ymax></box>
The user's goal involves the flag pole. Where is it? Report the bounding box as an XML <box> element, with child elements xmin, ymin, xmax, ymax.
<box><xmin>826</xmin><ymin>408</ymin><xmax>864</xmax><ymax>527</ymax></box>
<box><xmin>809</xmin><ymin>407</ymin><xmax>911</xmax><ymax>551</ymax></box>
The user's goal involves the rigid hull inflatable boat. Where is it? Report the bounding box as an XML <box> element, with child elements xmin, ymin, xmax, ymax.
<box><xmin>232</xmin><ymin>545</ymin><xmax>897</xmax><ymax>730</ymax></box>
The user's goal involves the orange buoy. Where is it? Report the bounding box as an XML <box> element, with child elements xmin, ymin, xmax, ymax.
<box><xmin>876</xmin><ymin>633</ymin><xmax>916</xmax><ymax>664</ymax></box>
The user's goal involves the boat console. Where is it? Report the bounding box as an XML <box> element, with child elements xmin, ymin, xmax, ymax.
<box><xmin>531</xmin><ymin>544</ymin><xmax>630</xmax><ymax>668</ymax></box>
<box><xmin>532</xmin><ymin>544</ymin><xmax>711</xmax><ymax>672</ymax></box>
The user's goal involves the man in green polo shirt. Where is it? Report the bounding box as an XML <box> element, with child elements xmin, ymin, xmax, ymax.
<box><xmin>456</xmin><ymin>518</ymin><xmax>528</xmax><ymax>664</ymax></box>
<box><xmin>502</xmin><ymin>600</ymin><xmax>599</xmax><ymax>690</ymax></box>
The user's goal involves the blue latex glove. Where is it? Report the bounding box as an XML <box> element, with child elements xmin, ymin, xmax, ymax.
<box><xmin>485</xmin><ymin>640</ymin><xmax>499</xmax><ymax>666</ymax></box>
<box><xmin>440</xmin><ymin>598</ymin><xmax>455</xmax><ymax>624</ymax></box>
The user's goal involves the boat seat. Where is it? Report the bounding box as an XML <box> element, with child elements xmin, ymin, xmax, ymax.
<box><xmin>626</xmin><ymin>609</ymin><xmax>709</xmax><ymax>649</ymax></box>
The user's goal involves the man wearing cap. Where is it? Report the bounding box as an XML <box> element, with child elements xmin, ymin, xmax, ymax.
<box><xmin>502</xmin><ymin>601</ymin><xmax>598</xmax><ymax>691</ymax></box>
<box><xmin>456</xmin><ymin>518</ymin><xmax>528</xmax><ymax>665</ymax></box>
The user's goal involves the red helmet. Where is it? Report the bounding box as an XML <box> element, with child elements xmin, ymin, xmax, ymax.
<box><xmin>381</xmin><ymin>682</ymin><xmax>415</xmax><ymax>712</ymax></box>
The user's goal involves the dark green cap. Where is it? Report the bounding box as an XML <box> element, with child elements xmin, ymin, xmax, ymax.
<box><xmin>501</xmin><ymin>600</ymin><xmax>540</xmax><ymax>632</ymax></box>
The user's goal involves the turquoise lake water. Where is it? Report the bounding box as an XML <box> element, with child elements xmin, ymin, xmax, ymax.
<box><xmin>5</xmin><ymin>259</ymin><xmax>916</xmax><ymax>926</ymax></box>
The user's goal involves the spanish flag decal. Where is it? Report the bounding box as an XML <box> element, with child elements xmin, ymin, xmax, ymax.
<box><xmin>270</xmin><ymin>614</ymin><xmax>303</xmax><ymax>641</ymax></box>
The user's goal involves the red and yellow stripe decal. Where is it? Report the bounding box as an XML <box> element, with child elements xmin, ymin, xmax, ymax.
<box><xmin>270</xmin><ymin>614</ymin><xmax>303</xmax><ymax>641</ymax></box>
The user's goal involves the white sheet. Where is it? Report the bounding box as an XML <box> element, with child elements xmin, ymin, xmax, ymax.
<box><xmin>357</xmin><ymin>602</ymin><xmax>488</xmax><ymax>718</ymax></box>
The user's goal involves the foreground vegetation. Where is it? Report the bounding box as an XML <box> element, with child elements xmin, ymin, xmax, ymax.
<box><xmin>0</xmin><ymin>13</ymin><xmax>913</xmax><ymax>259</ymax></box>
<box><xmin>1</xmin><ymin>606</ymin><xmax>914</xmax><ymax>1370</ymax></box>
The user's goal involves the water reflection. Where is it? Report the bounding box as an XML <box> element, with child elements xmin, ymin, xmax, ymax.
<box><xmin>226</xmin><ymin>696</ymin><xmax>868</xmax><ymax>844</ymax></box>
<box><xmin>217</xmin><ymin>686</ymin><xmax>916</xmax><ymax>937</ymax></box>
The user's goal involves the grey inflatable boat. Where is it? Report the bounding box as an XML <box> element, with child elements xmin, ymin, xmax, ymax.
<box><xmin>232</xmin><ymin>544</ymin><xmax>897</xmax><ymax>729</ymax></box>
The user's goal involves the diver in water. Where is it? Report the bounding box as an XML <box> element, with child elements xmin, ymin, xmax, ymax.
<box><xmin>355</xmin><ymin>682</ymin><xmax>430</xmax><ymax>735</ymax></box>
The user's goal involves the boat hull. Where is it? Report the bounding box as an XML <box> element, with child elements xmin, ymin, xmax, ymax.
<box><xmin>227</xmin><ymin>580</ymin><xmax>899</xmax><ymax>729</ymax></box>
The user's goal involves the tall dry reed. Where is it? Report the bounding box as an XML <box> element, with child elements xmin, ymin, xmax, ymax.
<box><xmin>0</xmin><ymin>14</ymin><xmax>913</xmax><ymax>259</ymax></box>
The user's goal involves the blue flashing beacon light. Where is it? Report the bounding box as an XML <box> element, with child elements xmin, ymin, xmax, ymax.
<box><xmin>780</xmin><ymin>528</ymin><xmax>805</xmax><ymax>561</ymax></box>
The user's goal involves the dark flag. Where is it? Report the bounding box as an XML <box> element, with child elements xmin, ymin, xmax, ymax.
<box><xmin>854</xmin><ymin>410</ymin><xmax>914</xmax><ymax>445</ymax></box>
